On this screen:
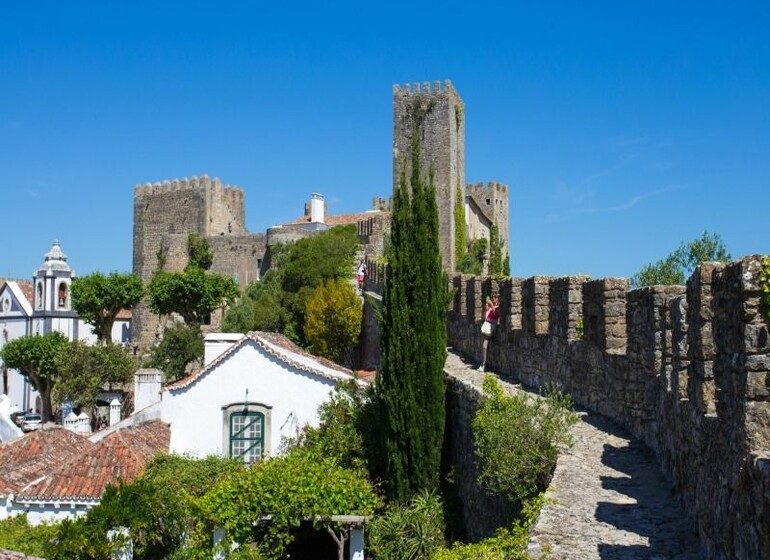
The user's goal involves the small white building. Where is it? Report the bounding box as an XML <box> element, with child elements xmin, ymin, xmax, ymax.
<box><xmin>158</xmin><ymin>331</ymin><xmax>360</xmax><ymax>462</ymax></box>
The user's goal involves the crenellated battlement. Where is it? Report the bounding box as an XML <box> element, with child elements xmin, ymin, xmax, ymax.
<box><xmin>133</xmin><ymin>173</ymin><xmax>245</xmax><ymax>198</ymax></box>
<box><xmin>393</xmin><ymin>79</ymin><xmax>455</xmax><ymax>95</ymax></box>
<box><xmin>372</xmin><ymin>196</ymin><xmax>391</xmax><ymax>212</ymax></box>
<box><xmin>438</xmin><ymin>256</ymin><xmax>770</xmax><ymax>559</ymax></box>
<box><xmin>466</xmin><ymin>181</ymin><xmax>508</xmax><ymax>196</ymax></box>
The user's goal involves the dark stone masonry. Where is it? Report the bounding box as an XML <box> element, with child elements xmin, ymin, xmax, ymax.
<box><xmin>443</xmin><ymin>256</ymin><xmax>770</xmax><ymax>559</ymax></box>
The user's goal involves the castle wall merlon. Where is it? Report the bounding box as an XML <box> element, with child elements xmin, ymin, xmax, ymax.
<box><xmin>393</xmin><ymin>80</ymin><xmax>453</xmax><ymax>96</ymax></box>
<box><xmin>549</xmin><ymin>276</ymin><xmax>589</xmax><ymax>341</ymax></box>
<box><xmin>583</xmin><ymin>278</ymin><xmax>629</xmax><ymax>355</ymax></box>
<box><xmin>522</xmin><ymin>276</ymin><xmax>551</xmax><ymax>335</ymax></box>
<box><xmin>626</xmin><ymin>285</ymin><xmax>686</xmax><ymax>373</ymax></box>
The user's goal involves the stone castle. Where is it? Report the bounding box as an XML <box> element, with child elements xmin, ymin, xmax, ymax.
<box><xmin>125</xmin><ymin>80</ymin><xmax>770</xmax><ymax>558</ymax></box>
<box><xmin>132</xmin><ymin>81</ymin><xmax>510</xmax><ymax>348</ymax></box>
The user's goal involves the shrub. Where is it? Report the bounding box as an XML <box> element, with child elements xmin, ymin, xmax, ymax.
<box><xmin>367</xmin><ymin>491</ymin><xmax>446</xmax><ymax>560</ymax></box>
<box><xmin>473</xmin><ymin>376</ymin><xmax>578</xmax><ymax>504</ymax></box>
<box><xmin>0</xmin><ymin>515</ymin><xmax>58</xmax><ymax>557</ymax></box>
<box><xmin>432</xmin><ymin>495</ymin><xmax>548</xmax><ymax>560</ymax></box>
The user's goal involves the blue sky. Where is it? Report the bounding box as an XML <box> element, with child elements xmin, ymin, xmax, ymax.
<box><xmin>1</xmin><ymin>1</ymin><xmax>768</xmax><ymax>281</ymax></box>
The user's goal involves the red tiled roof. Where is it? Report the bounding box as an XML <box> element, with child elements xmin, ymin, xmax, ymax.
<box><xmin>287</xmin><ymin>211</ymin><xmax>384</xmax><ymax>227</ymax></box>
<box><xmin>0</xmin><ymin>426</ymin><xmax>94</xmax><ymax>497</ymax></box>
<box><xmin>16</xmin><ymin>421</ymin><xmax>170</xmax><ymax>502</ymax></box>
<box><xmin>17</xmin><ymin>282</ymin><xmax>33</xmax><ymax>307</ymax></box>
<box><xmin>167</xmin><ymin>331</ymin><xmax>357</xmax><ymax>391</ymax></box>
<box><xmin>115</xmin><ymin>308</ymin><xmax>132</xmax><ymax>320</ymax></box>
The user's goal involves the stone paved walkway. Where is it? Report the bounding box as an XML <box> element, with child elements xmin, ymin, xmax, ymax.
<box><xmin>444</xmin><ymin>352</ymin><xmax>702</xmax><ymax>560</ymax></box>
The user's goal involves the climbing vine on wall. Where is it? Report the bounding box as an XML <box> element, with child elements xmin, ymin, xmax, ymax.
<box><xmin>760</xmin><ymin>256</ymin><xmax>770</xmax><ymax>318</ymax></box>
<box><xmin>454</xmin><ymin>102</ymin><xmax>464</xmax><ymax>131</ymax></box>
<box><xmin>454</xmin><ymin>182</ymin><xmax>466</xmax><ymax>268</ymax></box>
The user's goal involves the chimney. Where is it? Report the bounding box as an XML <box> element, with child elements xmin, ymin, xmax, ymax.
<box><xmin>109</xmin><ymin>400</ymin><xmax>122</xmax><ymax>426</ymax></box>
<box><xmin>310</xmin><ymin>193</ymin><xmax>325</xmax><ymax>224</ymax></box>
<box><xmin>204</xmin><ymin>333</ymin><xmax>245</xmax><ymax>365</ymax></box>
<box><xmin>134</xmin><ymin>369</ymin><xmax>163</xmax><ymax>412</ymax></box>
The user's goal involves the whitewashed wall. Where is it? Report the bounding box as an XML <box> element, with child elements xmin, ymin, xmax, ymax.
<box><xmin>161</xmin><ymin>341</ymin><xmax>337</xmax><ymax>459</ymax></box>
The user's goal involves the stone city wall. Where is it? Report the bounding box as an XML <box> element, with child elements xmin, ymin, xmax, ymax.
<box><xmin>444</xmin><ymin>256</ymin><xmax>770</xmax><ymax>559</ymax></box>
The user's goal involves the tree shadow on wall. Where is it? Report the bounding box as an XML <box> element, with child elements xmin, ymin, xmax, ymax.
<box><xmin>589</xmin><ymin>422</ymin><xmax>701</xmax><ymax>560</ymax></box>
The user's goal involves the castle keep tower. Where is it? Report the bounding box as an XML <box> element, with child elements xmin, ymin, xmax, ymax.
<box><xmin>132</xmin><ymin>174</ymin><xmax>266</xmax><ymax>349</ymax></box>
<box><xmin>393</xmin><ymin>81</ymin><xmax>465</xmax><ymax>272</ymax></box>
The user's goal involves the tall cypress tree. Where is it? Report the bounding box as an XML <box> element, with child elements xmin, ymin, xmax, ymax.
<box><xmin>378</xmin><ymin>124</ymin><xmax>447</xmax><ymax>502</ymax></box>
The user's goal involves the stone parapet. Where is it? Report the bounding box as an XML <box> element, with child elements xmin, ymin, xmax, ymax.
<box><xmin>441</xmin><ymin>256</ymin><xmax>770</xmax><ymax>559</ymax></box>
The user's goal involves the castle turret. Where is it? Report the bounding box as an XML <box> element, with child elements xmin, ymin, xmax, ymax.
<box><xmin>132</xmin><ymin>175</ymin><xmax>265</xmax><ymax>349</ymax></box>
<box><xmin>393</xmin><ymin>80</ymin><xmax>465</xmax><ymax>272</ymax></box>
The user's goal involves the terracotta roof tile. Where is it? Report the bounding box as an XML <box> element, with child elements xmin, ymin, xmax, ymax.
<box><xmin>0</xmin><ymin>426</ymin><xmax>93</xmax><ymax>497</ymax></box>
<box><xmin>17</xmin><ymin>282</ymin><xmax>33</xmax><ymax>307</ymax></box>
<box><xmin>286</xmin><ymin>211</ymin><xmax>385</xmax><ymax>227</ymax></box>
<box><xmin>16</xmin><ymin>421</ymin><xmax>170</xmax><ymax>502</ymax></box>
<box><xmin>115</xmin><ymin>308</ymin><xmax>132</xmax><ymax>320</ymax></box>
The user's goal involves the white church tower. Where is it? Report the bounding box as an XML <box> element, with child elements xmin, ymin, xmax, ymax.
<box><xmin>31</xmin><ymin>240</ymin><xmax>81</xmax><ymax>339</ymax></box>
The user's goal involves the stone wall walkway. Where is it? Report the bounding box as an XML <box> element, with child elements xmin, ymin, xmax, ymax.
<box><xmin>444</xmin><ymin>351</ymin><xmax>702</xmax><ymax>560</ymax></box>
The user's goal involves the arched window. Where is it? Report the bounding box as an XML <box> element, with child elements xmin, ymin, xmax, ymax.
<box><xmin>222</xmin><ymin>402</ymin><xmax>271</xmax><ymax>464</ymax></box>
<box><xmin>58</xmin><ymin>283</ymin><xmax>68</xmax><ymax>308</ymax></box>
<box><xmin>36</xmin><ymin>283</ymin><xmax>43</xmax><ymax>309</ymax></box>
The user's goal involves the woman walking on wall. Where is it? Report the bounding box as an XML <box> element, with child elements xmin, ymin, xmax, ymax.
<box><xmin>479</xmin><ymin>292</ymin><xmax>500</xmax><ymax>371</ymax></box>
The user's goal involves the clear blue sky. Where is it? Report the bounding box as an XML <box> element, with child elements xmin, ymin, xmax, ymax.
<box><xmin>2</xmin><ymin>1</ymin><xmax>768</xmax><ymax>281</ymax></box>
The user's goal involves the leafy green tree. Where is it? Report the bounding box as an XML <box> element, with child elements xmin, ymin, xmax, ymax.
<box><xmin>201</xmin><ymin>452</ymin><xmax>380</xmax><ymax>559</ymax></box>
<box><xmin>288</xmin><ymin>379</ymin><xmax>370</xmax><ymax>472</ymax></box>
<box><xmin>148</xmin><ymin>268</ymin><xmax>239</xmax><ymax>328</ymax></box>
<box><xmin>146</xmin><ymin>323</ymin><xmax>204</xmax><ymax>382</ymax></box>
<box><xmin>71</xmin><ymin>272</ymin><xmax>144</xmax><ymax>343</ymax></box>
<box><xmin>488</xmin><ymin>223</ymin><xmax>508</xmax><ymax>278</ymax></box>
<box><xmin>222</xmin><ymin>243</ymin><xmax>294</xmax><ymax>335</ymax></box>
<box><xmin>473</xmin><ymin>375</ymin><xmax>578</xmax><ymax>504</ymax></box>
<box><xmin>304</xmin><ymin>279</ymin><xmax>362</xmax><ymax>366</ymax></box>
<box><xmin>280</xmin><ymin>225</ymin><xmax>359</xmax><ymax>343</ymax></box>
<box><xmin>221</xmin><ymin>270</ymin><xmax>290</xmax><ymax>335</ymax></box>
<box><xmin>378</xmin><ymin>127</ymin><xmax>447</xmax><ymax>502</ymax></box>
<box><xmin>187</xmin><ymin>232</ymin><xmax>214</xmax><ymax>270</ymax></box>
<box><xmin>454</xmin><ymin>183</ymin><xmax>466</xmax><ymax>269</ymax></box>
<box><xmin>683</xmin><ymin>230</ymin><xmax>731</xmax><ymax>269</ymax></box>
<box><xmin>631</xmin><ymin>230</ymin><xmax>731</xmax><ymax>288</ymax></box>
<box><xmin>458</xmin><ymin>237</ymin><xmax>488</xmax><ymax>275</ymax></box>
<box><xmin>54</xmin><ymin>340</ymin><xmax>137</xmax><ymax>409</ymax></box>
<box><xmin>631</xmin><ymin>252</ymin><xmax>686</xmax><ymax>288</ymax></box>
<box><xmin>0</xmin><ymin>332</ymin><xmax>69</xmax><ymax>421</ymax></box>
<box><xmin>148</xmin><ymin>235</ymin><xmax>240</xmax><ymax>329</ymax></box>
<box><xmin>280</xmin><ymin>226</ymin><xmax>359</xmax><ymax>294</ymax></box>
<box><xmin>44</xmin><ymin>454</ymin><xmax>243</xmax><ymax>560</ymax></box>
<box><xmin>221</xmin><ymin>230</ymin><xmax>358</xmax><ymax>347</ymax></box>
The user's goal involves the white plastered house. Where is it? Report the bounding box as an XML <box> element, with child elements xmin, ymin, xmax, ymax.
<box><xmin>128</xmin><ymin>331</ymin><xmax>361</xmax><ymax>463</ymax></box>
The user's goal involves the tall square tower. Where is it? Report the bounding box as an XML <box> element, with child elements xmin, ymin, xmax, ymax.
<box><xmin>392</xmin><ymin>81</ymin><xmax>465</xmax><ymax>272</ymax></box>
